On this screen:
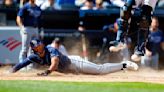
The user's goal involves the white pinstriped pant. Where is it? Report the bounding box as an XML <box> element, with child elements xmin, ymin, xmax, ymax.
<box><xmin>68</xmin><ymin>55</ymin><xmax>123</xmax><ymax>74</ymax></box>
<box><xmin>19</xmin><ymin>27</ymin><xmax>39</xmax><ymax>63</ymax></box>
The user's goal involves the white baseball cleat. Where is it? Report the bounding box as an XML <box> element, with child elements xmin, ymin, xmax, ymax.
<box><xmin>122</xmin><ymin>60</ymin><xmax>139</xmax><ymax>71</ymax></box>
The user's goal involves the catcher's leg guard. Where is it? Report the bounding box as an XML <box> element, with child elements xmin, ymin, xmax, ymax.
<box><xmin>116</xmin><ymin>0</ymin><xmax>135</xmax><ymax>42</ymax></box>
<box><xmin>116</xmin><ymin>18</ymin><xmax>129</xmax><ymax>42</ymax></box>
<box><xmin>135</xmin><ymin>5</ymin><xmax>152</xmax><ymax>56</ymax></box>
<box><xmin>109</xmin><ymin>0</ymin><xmax>135</xmax><ymax>52</ymax></box>
<box><xmin>131</xmin><ymin>5</ymin><xmax>152</xmax><ymax>62</ymax></box>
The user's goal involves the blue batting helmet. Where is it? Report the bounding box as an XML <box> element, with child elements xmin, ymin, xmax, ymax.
<box><xmin>30</xmin><ymin>39</ymin><xmax>43</xmax><ymax>48</ymax></box>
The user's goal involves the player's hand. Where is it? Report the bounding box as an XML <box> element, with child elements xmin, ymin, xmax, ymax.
<box><xmin>37</xmin><ymin>70</ymin><xmax>51</xmax><ymax>76</ymax></box>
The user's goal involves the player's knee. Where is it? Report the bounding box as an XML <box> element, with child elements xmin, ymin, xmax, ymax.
<box><xmin>117</xmin><ymin>18</ymin><xmax>128</xmax><ymax>31</ymax></box>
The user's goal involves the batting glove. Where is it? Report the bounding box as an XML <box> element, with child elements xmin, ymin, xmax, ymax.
<box><xmin>37</xmin><ymin>70</ymin><xmax>51</xmax><ymax>76</ymax></box>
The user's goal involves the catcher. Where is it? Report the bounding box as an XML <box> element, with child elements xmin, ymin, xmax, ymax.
<box><xmin>10</xmin><ymin>39</ymin><xmax>138</xmax><ymax>76</ymax></box>
<box><xmin>109</xmin><ymin>0</ymin><xmax>158</xmax><ymax>62</ymax></box>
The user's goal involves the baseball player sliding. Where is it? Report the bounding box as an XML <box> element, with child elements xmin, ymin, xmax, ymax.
<box><xmin>10</xmin><ymin>39</ymin><xmax>138</xmax><ymax>76</ymax></box>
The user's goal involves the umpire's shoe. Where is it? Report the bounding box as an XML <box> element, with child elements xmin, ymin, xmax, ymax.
<box><xmin>109</xmin><ymin>41</ymin><xmax>127</xmax><ymax>52</ymax></box>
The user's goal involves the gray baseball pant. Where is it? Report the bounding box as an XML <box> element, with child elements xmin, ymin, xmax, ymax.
<box><xmin>141</xmin><ymin>53</ymin><xmax>159</xmax><ymax>70</ymax></box>
<box><xmin>68</xmin><ymin>56</ymin><xmax>123</xmax><ymax>74</ymax></box>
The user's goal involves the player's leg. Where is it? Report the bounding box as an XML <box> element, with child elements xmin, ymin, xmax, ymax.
<box><xmin>68</xmin><ymin>56</ymin><xmax>138</xmax><ymax>75</ymax></box>
<box><xmin>80</xmin><ymin>60</ymin><xmax>138</xmax><ymax>74</ymax></box>
<box><xmin>19</xmin><ymin>27</ymin><xmax>30</xmax><ymax>63</ymax></box>
<box><xmin>27</xmin><ymin>27</ymin><xmax>40</xmax><ymax>69</ymax></box>
<box><xmin>28</xmin><ymin>27</ymin><xmax>39</xmax><ymax>56</ymax></box>
<box><xmin>131</xmin><ymin>0</ymin><xmax>158</xmax><ymax>62</ymax></box>
<box><xmin>69</xmin><ymin>58</ymin><xmax>124</xmax><ymax>74</ymax></box>
<box><xmin>141</xmin><ymin>55</ymin><xmax>151</xmax><ymax>67</ymax></box>
<box><xmin>151</xmin><ymin>53</ymin><xmax>159</xmax><ymax>70</ymax></box>
<box><xmin>141</xmin><ymin>53</ymin><xmax>159</xmax><ymax>70</ymax></box>
<box><xmin>109</xmin><ymin>0</ymin><xmax>135</xmax><ymax>52</ymax></box>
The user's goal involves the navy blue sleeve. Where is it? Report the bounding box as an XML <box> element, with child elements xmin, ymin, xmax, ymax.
<box><xmin>50</xmin><ymin>48</ymin><xmax>60</xmax><ymax>57</ymax></box>
<box><xmin>46</xmin><ymin>45</ymin><xmax>61</xmax><ymax>57</ymax></box>
<box><xmin>28</xmin><ymin>54</ymin><xmax>44</xmax><ymax>64</ymax></box>
<box><xmin>17</xmin><ymin>6</ymin><xmax>25</xmax><ymax>17</ymax></box>
<box><xmin>12</xmin><ymin>58</ymin><xmax>32</xmax><ymax>72</ymax></box>
<box><xmin>12</xmin><ymin>54</ymin><xmax>43</xmax><ymax>72</ymax></box>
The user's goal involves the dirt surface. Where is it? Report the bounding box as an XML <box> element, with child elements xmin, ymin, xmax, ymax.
<box><xmin>0</xmin><ymin>66</ymin><xmax>164</xmax><ymax>84</ymax></box>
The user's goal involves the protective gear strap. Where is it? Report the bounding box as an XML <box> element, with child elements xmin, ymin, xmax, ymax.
<box><xmin>116</xmin><ymin>18</ymin><xmax>128</xmax><ymax>42</ymax></box>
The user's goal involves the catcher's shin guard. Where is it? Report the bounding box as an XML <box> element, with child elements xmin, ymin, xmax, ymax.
<box><xmin>109</xmin><ymin>0</ymin><xmax>135</xmax><ymax>52</ymax></box>
<box><xmin>116</xmin><ymin>0</ymin><xmax>135</xmax><ymax>42</ymax></box>
<box><xmin>116</xmin><ymin>18</ymin><xmax>128</xmax><ymax>42</ymax></box>
<box><xmin>135</xmin><ymin>5</ymin><xmax>153</xmax><ymax>56</ymax></box>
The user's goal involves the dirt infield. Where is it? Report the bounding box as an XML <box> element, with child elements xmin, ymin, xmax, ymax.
<box><xmin>0</xmin><ymin>66</ymin><xmax>164</xmax><ymax>84</ymax></box>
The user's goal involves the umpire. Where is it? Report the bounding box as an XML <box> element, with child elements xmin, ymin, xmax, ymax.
<box><xmin>16</xmin><ymin>0</ymin><xmax>42</xmax><ymax>68</ymax></box>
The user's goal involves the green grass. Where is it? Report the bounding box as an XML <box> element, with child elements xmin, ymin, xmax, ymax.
<box><xmin>0</xmin><ymin>80</ymin><xmax>164</xmax><ymax>92</ymax></box>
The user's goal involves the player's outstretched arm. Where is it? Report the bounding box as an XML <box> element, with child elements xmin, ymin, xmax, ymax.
<box><xmin>10</xmin><ymin>59</ymin><xmax>32</xmax><ymax>73</ymax></box>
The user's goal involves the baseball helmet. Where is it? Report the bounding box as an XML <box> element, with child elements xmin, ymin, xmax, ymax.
<box><xmin>30</xmin><ymin>39</ymin><xmax>44</xmax><ymax>53</ymax></box>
